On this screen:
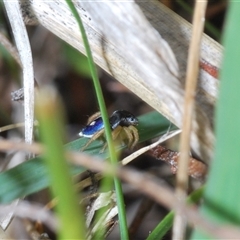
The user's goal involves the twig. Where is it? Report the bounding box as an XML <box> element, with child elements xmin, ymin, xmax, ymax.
<box><xmin>148</xmin><ymin>145</ymin><xmax>207</xmax><ymax>182</ymax></box>
<box><xmin>0</xmin><ymin>201</ymin><xmax>58</xmax><ymax>232</ymax></box>
<box><xmin>0</xmin><ymin>139</ymin><xmax>43</xmax><ymax>154</ymax></box>
<box><xmin>0</xmin><ymin>121</ymin><xmax>38</xmax><ymax>133</ymax></box>
<box><xmin>173</xmin><ymin>1</ymin><xmax>208</xmax><ymax>239</ymax></box>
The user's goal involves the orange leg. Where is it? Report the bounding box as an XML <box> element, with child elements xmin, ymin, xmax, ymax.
<box><xmin>81</xmin><ymin>129</ymin><xmax>105</xmax><ymax>152</ymax></box>
<box><xmin>129</xmin><ymin>125</ymin><xmax>139</xmax><ymax>149</ymax></box>
<box><xmin>87</xmin><ymin>112</ymin><xmax>101</xmax><ymax>124</ymax></box>
<box><xmin>100</xmin><ymin>126</ymin><xmax>123</xmax><ymax>153</ymax></box>
<box><xmin>123</xmin><ymin>127</ymin><xmax>133</xmax><ymax>148</ymax></box>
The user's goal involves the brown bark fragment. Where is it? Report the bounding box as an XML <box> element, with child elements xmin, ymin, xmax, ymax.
<box><xmin>149</xmin><ymin>145</ymin><xmax>207</xmax><ymax>181</ymax></box>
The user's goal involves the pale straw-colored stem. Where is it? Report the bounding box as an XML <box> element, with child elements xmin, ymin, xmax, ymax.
<box><xmin>3</xmin><ymin>1</ymin><xmax>35</xmax><ymax>147</ymax></box>
<box><xmin>173</xmin><ymin>1</ymin><xmax>208</xmax><ymax>239</ymax></box>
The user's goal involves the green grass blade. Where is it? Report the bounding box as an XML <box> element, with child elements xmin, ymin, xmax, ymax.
<box><xmin>0</xmin><ymin>111</ymin><xmax>173</xmax><ymax>204</ymax></box>
<box><xmin>192</xmin><ymin>2</ymin><xmax>240</xmax><ymax>238</ymax></box>
<box><xmin>64</xmin><ymin>1</ymin><xmax>142</xmax><ymax>238</ymax></box>
<box><xmin>36</xmin><ymin>88</ymin><xmax>85</xmax><ymax>239</ymax></box>
<box><xmin>64</xmin><ymin>0</ymin><xmax>113</xmax><ymax>157</ymax></box>
<box><xmin>0</xmin><ymin>156</ymin><xmax>84</xmax><ymax>204</ymax></box>
<box><xmin>147</xmin><ymin>186</ymin><xmax>204</xmax><ymax>240</ymax></box>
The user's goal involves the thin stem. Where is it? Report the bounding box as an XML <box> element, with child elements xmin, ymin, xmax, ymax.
<box><xmin>0</xmin><ymin>32</ymin><xmax>21</xmax><ymax>67</ymax></box>
<box><xmin>173</xmin><ymin>1</ymin><xmax>208</xmax><ymax>239</ymax></box>
<box><xmin>65</xmin><ymin>1</ymin><xmax>129</xmax><ymax>239</ymax></box>
<box><xmin>3</xmin><ymin>0</ymin><xmax>34</xmax><ymax>147</ymax></box>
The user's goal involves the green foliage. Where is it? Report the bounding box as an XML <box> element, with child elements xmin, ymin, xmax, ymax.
<box><xmin>65</xmin><ymin>0</ymin><xmax>129</xmax><ymax>236</ymax></box>
<box><xmin>192</xmin><ymin>2</ymin><xmax>240</xmax><ymax>238</ymax></box>
<box><xmin>62</xmin><ymin>42</ymin><xmax>91</xmax><ymax>77</ymax></box>
<box><xmin>0</xmin><ymin>111</ymin><xmax>172</xmax><ymax>204</ymax></box>
<box><xmin>36</xmin><ymin>88</ymin><xmax>85</xmax><ymax>239</ymax></box>
<box><xmin>147</xmin><ymin>186</ymin><xmax>204</xmax><ymax>240</ymax></box>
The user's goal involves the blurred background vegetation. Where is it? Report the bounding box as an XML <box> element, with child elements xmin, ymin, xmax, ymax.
<box><xmin>0</xmin><ymin>0</ymin><xmax>227</xmax><ymax>239</ymax></box>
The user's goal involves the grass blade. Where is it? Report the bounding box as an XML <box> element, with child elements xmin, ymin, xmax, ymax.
<box><xmin>0</xmin><ymin>111</ymin><xmax>172</xmax><ymax>204</ymax></box>
<box><xmin>36</xmin><ymin>87</ymin><xmax>85</xmax><ymax>239</ymax></box>
<box><xmin>147</xmin><ymin>186</ymin><xmax>204</xmax><ymax>240</ymax></box>
<box><xmin>64</xmin><ymin>1</ymin><xmax>133</xmax><ymax>238</ymax></box>
<box><xmin>3</xmin><ymin>0</ymin><xmax>34</xmax><ymax>145</ymax></box>
<box><xmin>192</xmin><ymin>2</ymin><xmax>240</xmax><ymax>238</ymax></box>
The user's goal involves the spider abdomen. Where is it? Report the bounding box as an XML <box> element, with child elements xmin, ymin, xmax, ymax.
<box><xmin>79</xmin><ymin>116</ymin><xmax>104</xmax><ymax>138</ymax></box>
<box><xmin>79</xmin><ymin>110</ymin><xmax>139</xmax><ymax>152</ymax></box>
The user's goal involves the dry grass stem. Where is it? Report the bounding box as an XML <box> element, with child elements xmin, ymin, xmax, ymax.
<box><xmin>0</xmin><ymin>140</ymin><xmax>239</xmax><ymax>238</ymax></box>
<box><xmin>0</xmin><ymin>201</ymin><xmax>58</xmax><ymax>232</ymax></box>
<box><xmin>0</xmin><ymin>139</ymin><xmax>43</xmax><ymax>154</ymax></box>
<box><xmin>3</xmin><ymin>0</ymin><xmax>35</xmax><ymax>146</ymax></box>
<box><xmin>173</xmin><ymin>1</ymin><xmax>208</xmax><ymax>239</ymax></box>
<box><xmin>0</xmin><ymin>121</ymin><xmax>39</xmax><ymax>133</ymax></box>
<box><xmin>0</xmin><ymin>32</ymin><xmax>21</xmax><ymax>67</ymax></box>
<box><xmin>0</xmin><ymin>123</ymin><xmax>25</xmax><ymax>133</ymax></box>
<box><xmin>69</xmin><ymin>152</ymin><xmax>240</xmax><ymax>239</ymax></box>
<box><xmin>75</xmin><ymin>173</ymin><xmax>103</xmax><ymax>190</ymax></box>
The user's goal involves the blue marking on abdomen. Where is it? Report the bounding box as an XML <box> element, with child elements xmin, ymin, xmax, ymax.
<box><xmin>79</xmin><ymin>117</ymin><xmax>104</xmax><ymax>138</ymax></box>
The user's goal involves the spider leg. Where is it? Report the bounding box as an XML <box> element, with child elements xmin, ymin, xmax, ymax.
<box><xmin>112</xmin><ymin>126</ymin><xmax>123</xmax><ymax>141</ymax></box>
<box><xmin>123</xmin><ymin>126</ymin><xmax>134</xmax><ymax>149</ymax></box>
<box><xmin>128</xmin><ymin>125</ymin><xmax>139</xmax><ymax>149</ymax></box>
<box><xmin>100</xmin><ymin>126</ymin><xmax>123</xmax><ymax>153</ymax></box>
<box><xmin>100</xmin><ymin>142</ymin><xmax>108</xmax><ymax>153</ymax></box>
<box><xmin>87</xmin><ymin>112</ymin><xmax>101</xmax><ymax>124</ymax></box>
<box><xmin>81</xmin><ymin>129</ymin><xmax>105</xmax><ymax>151</ymax></box>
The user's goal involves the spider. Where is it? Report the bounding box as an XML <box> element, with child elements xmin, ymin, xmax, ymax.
<box><xmin>79</xmin><ymin>110</ymin><xmax>139</xmax><ymax>152</ymax></box>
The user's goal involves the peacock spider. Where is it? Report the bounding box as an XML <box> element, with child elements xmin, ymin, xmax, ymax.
<box><xmin>79</xmin><ymin>110</ymin><xmax>139</xmax><ymax>152</ymax></box>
